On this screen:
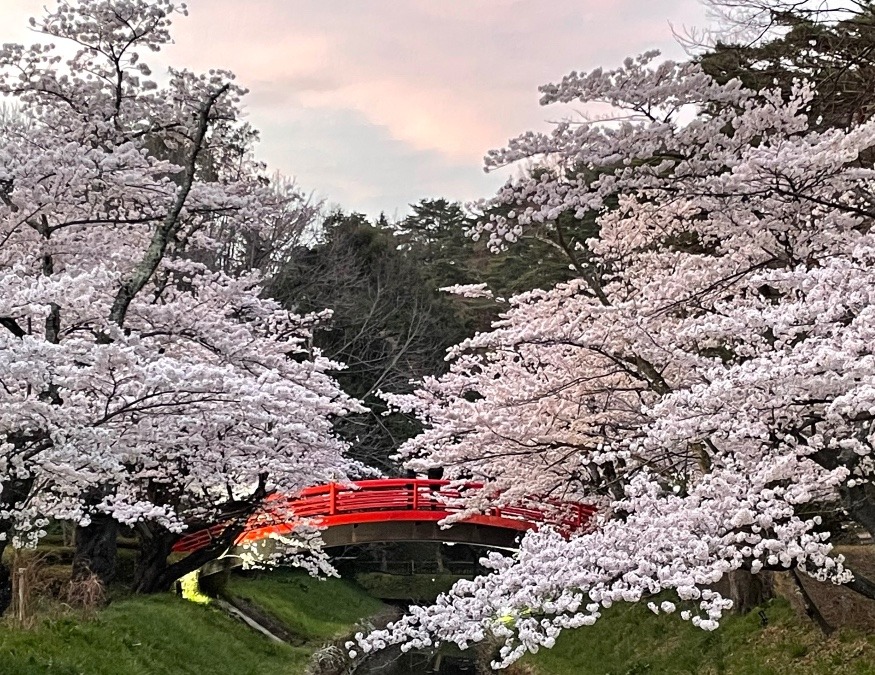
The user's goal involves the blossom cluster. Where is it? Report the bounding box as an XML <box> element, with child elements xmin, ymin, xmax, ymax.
<box><xmin>366</xmin><ymin>50</ymin><xmax>875</xmax><ymax>667</ymax></box>
<box><xmin>0</xmin><ymin>0</ymin><xmax>355</xmax><ymax>554</ymax></box>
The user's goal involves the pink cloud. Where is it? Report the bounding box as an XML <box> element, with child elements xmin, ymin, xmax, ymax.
<box><xmin>0</xmin><ymin>0</ymin><xmax>709</xmax><ymax>213</ymax></box>
<box><xmin>161</xmin><ymin>0</ymin><xmax>706</xmax><ymax>163</ymax></box>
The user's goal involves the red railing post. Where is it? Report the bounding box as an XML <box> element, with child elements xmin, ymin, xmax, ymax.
<box><xmin>412</xmin><ymin>481</ymin><xmax>419</xmax><ymax>511</ymax></box>
<box><xmin>329</xmin><ymin>482</ymin><xmax>337</xmax><ymax>515</ymax></box>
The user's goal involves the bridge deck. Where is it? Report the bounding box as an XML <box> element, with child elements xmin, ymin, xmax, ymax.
<box><xmin>173</xmin><ymin>479</ymin><xmax>596</xmax><ymax>553</ymax></box>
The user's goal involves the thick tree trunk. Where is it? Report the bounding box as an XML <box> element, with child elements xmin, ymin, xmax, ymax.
<box><xmin>134</xmin><ymin>479</ymin><xmax>268</xmax><ymax>593</ymax></box>
<box><xmin>0</xmin><ymin>478</ymin><xmax>35</xmax><ymax>616</ymax></box>
<box><xmin>0</xmin><ymin>538</ymin><xmax>11</xmax><ymax>616</ymax></box>
<box><xmin>726</xmin><ymin>569</ymin><xmax>774</xmax><ymax>614</ymax></box>
<box><xmin>133</xmin><ymin>526</ymin><xmax>176</xmax><ymax>594</ymax></box>
<box><xmin>841</xmin><ymin>482</ymin><xmax>875</xmax><ymax>539</ymax></box>
<box><xmin>72</xmin><ymin>515</ymin><xmax>119</xmax><ymax>586</ymax></box>
<box><xmin>813</xmin><ymin>448</ymin><xmax>875</xmax><ymax>539</ymax></box>
<box><xmin>133</xmin><ymin>519</ymin><xmax>248</xmax><ymax>594</ymax></box>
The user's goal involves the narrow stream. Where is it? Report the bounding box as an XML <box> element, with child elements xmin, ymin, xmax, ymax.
<box><xmin>354</xmin><ymin>644</ymin><xmax>478</xmax><ymax>674</ymax></box>
<box><xmin>349</xmin><ymin>597</ymin><xmax>481</xmax><ymax>674</ymax></box>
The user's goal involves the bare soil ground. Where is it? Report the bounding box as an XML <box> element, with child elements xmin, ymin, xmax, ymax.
<box><xmin>790</xmin><ymin>543</ymin><xmax>875</xmax><ymax>632</ymax></box>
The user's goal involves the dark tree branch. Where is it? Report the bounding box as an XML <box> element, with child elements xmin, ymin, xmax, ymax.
<box><xmin>0</xmin><ymin>318</ymin><xmax>25</xmax><ymax>338</ymax></box>
<box><xmin>109</xmin><ymin>83</ymin><xmax>231</xmax><ymax>328</ymax></box>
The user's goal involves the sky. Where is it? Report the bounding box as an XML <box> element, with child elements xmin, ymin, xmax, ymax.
<box><xmin>0</xmin><ymin>0</ymin><xmax>708</xmax><ymax>218</ymax></box>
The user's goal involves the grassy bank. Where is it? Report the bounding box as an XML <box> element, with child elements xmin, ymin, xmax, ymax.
<box><xmin>523</xmin><ymin>599</ymin><xmax>875</xmax><ymax>675</ymax></box>
<box><xmin>0</xmin><ymin>571</ymin><xmax>384</xmax><ymax>675</ymax></box>
<box><xmin>227</xmin><ymin>571</ymin><xmax>385</xmax><ymax>641</ymax></box>
<box><xmin>5</xmin><ymin>567</ymin><xmax>875</xmax><ymax>674</ymax></box>
<box><xmin>0</xmin><ymin>594</ymin><xmax>303</xmax><ymax>675</ymax></box>
<box><xmin>354</xmin><ymin>571</ymin><xmax>471</xmax><ymax>601</ymax></box>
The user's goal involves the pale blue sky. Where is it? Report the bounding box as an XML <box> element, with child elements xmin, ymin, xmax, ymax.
<box><xmin>0</xmin><ymin>1</ymin><xmax>707</xmax><ymax>217</ymax></box>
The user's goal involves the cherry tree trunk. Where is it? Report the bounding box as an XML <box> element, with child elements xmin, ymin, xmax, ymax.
<box><xmin>133</xmin><ymin>519</ymin><xmax>247</xmax><ymax>594</ymax></box>
<box><xmin>0</xmin><ymin>478</ymin><xmax>34</xmax><ymax>614</ymax></box>
<box><xmin>841</xmin><ymin>484</ymin><xmax>875</xmax><ymax>540</ymax></box>
<box><xmin>727</xmin><ymin>569</ymin><xmax>773</xmax><ymax>614</ymax></box>
<box><xmin>0</xmin><ymin>539</ymin><xmax>11</xmax><ymax>616</ymax></box>
<box><xmin>72</xmin><ymin>515</ymin><xmax>119</xmax><ymax>586</ymax></box>
<box><xmin>133</xmin><ymin>528</ymin><xmax>177</xmax><ymax>594</ymax></box>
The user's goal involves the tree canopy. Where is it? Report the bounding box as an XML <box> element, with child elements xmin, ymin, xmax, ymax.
<box><xmin>9</xmin><ymin>1</ymin><xmax>875</xmax><ymax>664</ymax></box>
<box><xmin>357</xmin><ymin>5</ymin><xmax>875</xmax><ymax>667</ymax></box>
<box><xmin>0</xmin><ymin>0</ymin><xmax>355</xmax><ymax>594</ymax></box>
<box><xmin>270</xmin><ymin>211</ymin><xmax>469</xmax><ymax>472</ymax></box>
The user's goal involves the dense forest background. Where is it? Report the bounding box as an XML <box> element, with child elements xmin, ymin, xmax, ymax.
<box><xmin>260</xmin><ymin>198</ymin><xmax>598</xmax><ymax>473</ymax></box>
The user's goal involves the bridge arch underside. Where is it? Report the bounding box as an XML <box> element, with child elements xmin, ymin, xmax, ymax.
<box><xmin>321</xmin><ymin>519</ymin><xmax>525</xmax><ymax>549</ymax></box>
<box><xmin>199</xmin><ymin>520</ymin><xmax>526</xmax><ymax>577</ymax></box>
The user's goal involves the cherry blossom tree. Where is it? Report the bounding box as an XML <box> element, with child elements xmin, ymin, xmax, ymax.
<box><xmin>0</xmin><ymin>0</ymin><xmax>357</xmax><ymax>599</ymax></box>
<box><xmin>359</xmin><ymin>48</ymin><xmax>875</xmax><ymax>667</ymax></box>
<box><xmin>698</xmin><ymin>1</ymin><xmax>875</xmax><ymax>133</ymax></box>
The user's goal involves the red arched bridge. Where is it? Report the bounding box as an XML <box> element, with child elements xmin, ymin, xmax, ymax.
<box><xmin>174</xmin><ymin>479</ymin><xmax>596</xmax><ymax>563</ymax></box>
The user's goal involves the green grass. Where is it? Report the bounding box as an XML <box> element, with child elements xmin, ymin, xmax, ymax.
<box><xmin>0</xmin><ymin>569</ymin><xmax>385</xmax><ymax>675</ymax></box>
<box><xmin>0</xmin><ymin>594</ymin><xmax>309</xmax><ymax>675</ymax></box>
<box><xmin>227</xmin><ymin>570</ymin><xmax>385</xmax><ymax>641</ymax></box>
<box><xmin>354</xmin><ymin>572</ymin><xmax>471</xmax><ymax>601</ymax></box>
<box><xmin>524</xmin><ymin>599</ymin><xmax>875</xmax><ymax>675</ymax></box>
<box><xmin>8</xmin><ymin>568</ymin><xmax>875</xmax><ymax>675</ymax></box>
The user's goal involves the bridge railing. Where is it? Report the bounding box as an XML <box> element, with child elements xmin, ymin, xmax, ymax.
<box><xmin>173</xmin><ymin>479</ymin><xmax>595</xmax><ymax>553</ymax></box>
<box><xmin>253</xmin><ymin>479</ymin><xmax>593</xmax><ymax>529</ymax></box>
